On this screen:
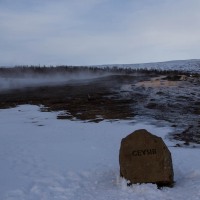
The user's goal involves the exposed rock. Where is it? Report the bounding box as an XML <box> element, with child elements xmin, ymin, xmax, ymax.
<box><xmin>119</xmin><ymin>129</ymin><xmax>174</xmax><ymax>187</ymax></box>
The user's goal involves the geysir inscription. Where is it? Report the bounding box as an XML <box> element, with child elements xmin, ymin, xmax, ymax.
<box><xmin>119</xmin><ymin>129</ymin><xmax>174</xmax><ymax>187</ymax></box>
<box><xmin>132</xmin><ymin>149</ymin><xmax>157</xmax><ymax>156</ymax></box>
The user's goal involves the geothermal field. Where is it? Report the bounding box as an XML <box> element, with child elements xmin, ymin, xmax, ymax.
<box><xmin>0</xmin><ymin>61</ymin><xmax>200</xmax><ymax>199</ymax></box>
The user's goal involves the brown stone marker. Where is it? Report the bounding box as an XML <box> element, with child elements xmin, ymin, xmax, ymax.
<box><xmin>119</xmin><ymin>129</ymin><xmax>174</xmax><ymax>187</ymax></box>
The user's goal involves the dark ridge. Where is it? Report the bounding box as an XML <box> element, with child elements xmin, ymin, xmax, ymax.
<box><xmin>0</xmin><ymin>65</ymin><xmax>198</xmax><ymax>77</ymax></box>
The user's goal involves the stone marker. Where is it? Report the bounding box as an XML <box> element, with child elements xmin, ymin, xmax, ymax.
<box><xmin>119</xmin><ymin>129</ymin><xmax>174</xmax><ymax>187</ymax></box>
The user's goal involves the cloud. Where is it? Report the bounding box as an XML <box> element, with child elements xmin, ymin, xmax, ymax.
<box><xmin>0</xmin><ymin>0</ymin><xmax>200</xmax><ymax>66</ymax></box>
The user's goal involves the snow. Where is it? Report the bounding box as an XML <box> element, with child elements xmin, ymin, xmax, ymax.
<box><xmin>99</xmin><ymin>59</ymin><xmax>200</xmax><ymax>73</ymax></box>
<box><xmin>0</xmin><ymin>105</ymin><xmax>200</xmax><ymax>200</ymax></box>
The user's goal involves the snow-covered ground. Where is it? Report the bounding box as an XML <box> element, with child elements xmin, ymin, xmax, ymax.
<box><xmin>100</xmin><ymin>59</ymin><xmax>200</xmax><ymax>73</ymax></box>
<box><xmin>0</xmin><ymin>105</ymin><xmax>200</xmax><ymax>200</ymax></box>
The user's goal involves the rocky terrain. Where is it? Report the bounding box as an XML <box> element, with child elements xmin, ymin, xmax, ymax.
<box><xmin>0</xmin><ymin>68</ymin><xmax>199</xmax><ymax>146</ymax></box>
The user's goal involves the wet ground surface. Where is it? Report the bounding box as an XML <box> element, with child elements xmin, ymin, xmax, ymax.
<box><xmin>0</xmin><ymin>72</ymin><xmax>199</xmax><ymax>145</ymax></box>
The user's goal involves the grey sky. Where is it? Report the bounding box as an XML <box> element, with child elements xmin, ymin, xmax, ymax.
<box><xmin>0</xmin><ymin>0</ymin><xmax>200</xmax><ymax>66</ymax></box>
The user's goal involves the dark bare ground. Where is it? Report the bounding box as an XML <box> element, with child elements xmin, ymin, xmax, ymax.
<box><xmin>0</xmin><ymin>72</ymin><xmax>199</xmax><ymax>145</ymax></box>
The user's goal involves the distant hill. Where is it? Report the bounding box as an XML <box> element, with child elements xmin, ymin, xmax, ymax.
<box><xmin>0</xmin><ymin>59</ymin><xmax>200</xmax><ymax>74</ymax></box>
<box><xmin>96</xmin><ymin>59</ymin><xmax>200</xmax><ymax>73</ymax></box>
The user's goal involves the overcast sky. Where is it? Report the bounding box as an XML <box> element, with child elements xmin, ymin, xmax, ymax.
<box><xmin>0</xmin><ymin>0</ymin><xmax>200</xmax><ymax>66</ymax></box>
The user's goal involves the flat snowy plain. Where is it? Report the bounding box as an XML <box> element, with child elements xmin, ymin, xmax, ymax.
<box><xmin>0</xmin><ymin>105</ymin><xmax>200</xmax><ymax>200</ymax></box>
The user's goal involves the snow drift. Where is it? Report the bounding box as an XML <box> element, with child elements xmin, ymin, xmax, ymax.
<box><xmin>0</xmin><ymin>105</ymin><xmax>200</xmax><ymax>200</ymax></box>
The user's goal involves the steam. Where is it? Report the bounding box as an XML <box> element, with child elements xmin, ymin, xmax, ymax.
<box><xmin>0</xmin><ymin>72</ymin><xmax>108</xmax><ymax>92</ymax></box>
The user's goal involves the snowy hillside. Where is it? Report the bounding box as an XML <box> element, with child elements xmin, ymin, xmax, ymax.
<box><xmin>99</xmin><ymin>59</ymin><xmax>200</xmax><ymax>73</ymax></box>
<box><xmin>0</xmin><ymin>105</ymin><xmax>200</xmax><ymax>200</ymax></box>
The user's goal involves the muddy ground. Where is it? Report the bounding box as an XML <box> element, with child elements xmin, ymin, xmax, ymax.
<box><xmin>0</xmin><ymin>72</ymin><xmax>199</xmax><ymax>146</ymax></box>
